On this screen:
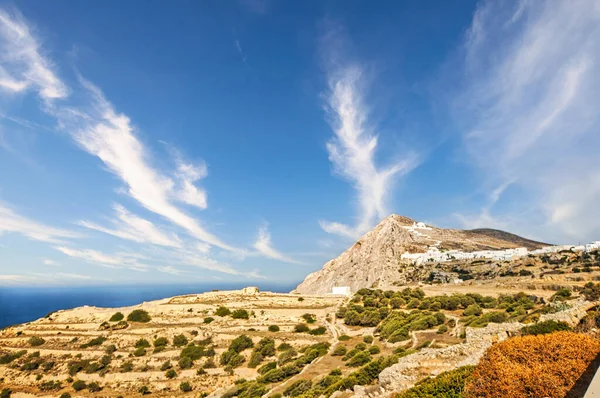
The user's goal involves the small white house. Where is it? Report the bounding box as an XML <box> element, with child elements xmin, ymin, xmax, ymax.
<box><xmin>331</xmin><ymin>286</ymin><xmax>352</xmax><ymax>296</ymax></box>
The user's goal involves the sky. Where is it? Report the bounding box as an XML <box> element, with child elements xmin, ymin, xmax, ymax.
<box><xmin>1</xmin><ymin>0</ymin><xmax>600</xmax><ymax>286</ymax></box>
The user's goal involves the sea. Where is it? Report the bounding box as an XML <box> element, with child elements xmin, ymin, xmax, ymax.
<box><xmin>0</xmin><ymin>282</ymin><xmax>299</xmax><ymax>329</ymax></box>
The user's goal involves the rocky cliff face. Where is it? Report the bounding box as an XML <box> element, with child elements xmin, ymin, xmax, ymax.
<box><xmin>293</xmin><ymin>214</ymin><xmax>546</xmax><ymax>295</ymax></box>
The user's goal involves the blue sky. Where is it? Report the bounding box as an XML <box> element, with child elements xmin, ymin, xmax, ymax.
<box><xmin>1</xmin><ymin>0</ymin><xmax>599</xmax><ymax>286</ymax></box>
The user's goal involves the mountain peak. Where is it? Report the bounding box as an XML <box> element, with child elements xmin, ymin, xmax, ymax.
<box><xmin>294</xmin><ymin>216</ymin><xmax>546</xmax><ymax>295</ymax></box>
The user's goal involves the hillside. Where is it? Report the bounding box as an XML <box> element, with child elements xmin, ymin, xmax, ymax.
<box><xmin>294</xmin><ymin>215</ymin><xmax>547</xmax><ymax>295</ymax></box>
<box><xmin>1</xmin><ymin>285</ymin><xmax>598</xmax><ymax>398</ymax></box>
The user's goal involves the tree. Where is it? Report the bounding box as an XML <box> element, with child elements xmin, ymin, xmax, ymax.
<box><xmin>268</xmin><ymin>325</ymin><xmax>280</xmax><ymax>332</ymax></box>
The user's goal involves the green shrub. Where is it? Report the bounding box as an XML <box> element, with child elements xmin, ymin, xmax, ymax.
<box><xmin>229</xmin><ymin>335</ymin><xmax>254</xmax><ymax>353</ymax></box>
<box><xmin>138</xmin><ymin>385</ymin><xmax>150</xmax><ymax>395</ymax></box>
<box><xmin>160</xmin><ymin>360</ymin><xmax>172</xmax><ymax>371</ymax></box>
<box><xmin>284</xmin><ymin>380</ymin><xmax>312</xmax><ymax>397</ymax></box>
<box><xmin>179</xmin><ymin>356</ymin><xmax>193</xmax><ymax>369</ymax></box>
<box><xmin>232</xmin><ymin>309</ymin><xmax>250</xmax><ymax>319</ymax></box>
<box><xmin>72</xmin><ymin>380</ymin><xmax>87</xmax><ymax>391</ymax></box>
<box><xmin>0</xmin><ymin>350</ymin><xmax>26</xmax><ymax>365</ymax></box>
<box><xmin>521</xmin><ymin>320</ymin><xmax>571</xmax><ymax>336</ymax></box>
<box><xmin>0</xmin><ymin>389</ymin><xmax>11</xmax><ymax>398</ymax></box>
<box><xmin>338</xmin><ymin>334</ymin><xmax>351</xmax><ymax>341</ymax></box>
<box><xmin>463</xmin><ymin>304</ymin><xmax>482</xmax><ymax>317</ymax></box>
<box><xmin>135</xmin><ymin>338</ymin><xmax>150</xmax><ymax>348</ymax></box>
<box><xmin>120</xmin><ymin>361</ymin><xmax>134</xmax><ymax>372</ymax></box>
<box><xmin>268</xmin><ymin>325</ymin><xmax>280</xmax><ymax>332</ymax></box>
<box><xmin>294</xmin><ymin>323</ymin><xmax>310</xmax><ymax>333</ymax></box>
<box><xmin>346</xmin><ymin>351</ymin><xmax>371</xmax><ymax>367</ymax></box>
<box><xmin>215</xmin><ymin>306</ymin><xmax>231</xmax><ymax>317</ymax></box>
<box><xmin>355</xmin><ymin>342</ymin><xmax>367</xmax><ymax>350</ymax></box>
<box><xmin>309</xmin><ymin>326</ymin><xmax>327</xmax><ymax>335</ymax></box>
<box><xmin>204</xmin><ymin>317</ymin><xmax>214</xmax><ymax>324</ymax></box>
<box><xmin>332</xmin><ymin>345</ymin><xmax>347</xmax><ymax>356</ymax></box>
<box><xmin>550</xmin><ymin>288</ymin><xmax>572</xmax><ymax>303</ymax></box>
<box><xmin>298</xmin><ymin>297</ymin><xmax>304</xmax><ymax>301</ymax></box>
<box><xmin>109</xmin><ymin>312</ymin><xmax>124</xmax><ymax>322</ymax></box>
<box><xmin>173</xmin><ymin>334</ymin><xmax>188</xmax><ymax>347</ymax></box>
<box><xmin>180</xmin><ymin>381</ymin><xmax>193</xmax><ymax>392</ymax></box>
<box><xmin>166</xmin><ymin>368</ymin><xmax>177</xmax><ymax>379</ymax></box>
<box><xmin>302</xmin><ymin>313</ymin><xmax>316</xmax><ymax>323</ymax></box>
<box><xmin>278</xmin><ymin>342</ymin><xmax>293</xmax><ymax>351</ymax></box>
<box><xmin>220</xmin><ymin>350</ymin><xmax>245</xmax><ymax>368</ymax></box>
<box><xmin>133</xmin><ymin>347</ymin><xmax>146</xmax><ymax>357</ymax></box>
<box><xmin>105</xmin><ymin>344</ymin><xmax>117</xmax><ymax>354</ymax></box>
<box><xmin>87</xmin><ymin>382</ymin><xmax>101</xmax><ymax>393</ymax></box>
<box><xmin>154</xmin><ymin>337</ymin><xmax>168</xmax><ymax>347</ymax></box>
<box><xmin>39</xmin><ymin>380</ymin><xmax>62</xmax><ymax>392</ymax></box>
<box><xmin>59</xmin><ymin>393</ymin><xmax>71</xmax><ymax>398</ymax></box>
<box><xmin>363</xmin><ymin>335</ymin><xmax>374</xmax><ymax>344</ymax></box>
<box><xmin>437</xmin><ymin>324</ymin><xmax>449</xmax><ymax>334</ymax></box>
<box><xmin>330</xmin><ymin>368</ymin><xmax>342</xmax><ymax>376</ymax></box>
<box><xmin>80</xmin><ymin>336</ymin><xmax>107</xmax><ymax>348</ymax></box>
<box><xmin>28</xmin><ymin>336</ymin><xmax>45</xmax><ymax>346</ymax></box>
<box><xmin>394</xmin><ymin>366</ymin><xmax>475</xmax><ymax>397</ymax></box>
<box><xmin>278</xmin><ymin>349</ymin><xmax>297</xmax><ymax>365</ymax></box>
<box><xmin>248</xmin><ymin>351</ymin><xmax>263</xmax><ymax>368</ymax></box>
<box><xmin>254</xmin><ymin>337</ymin><xmax>276</xmax><ymax>356</ymax></box>
<box><xmin>203</xmin><ymin>358</ymin><xmax>217</xmax><ymax>368</ymax></box>
<box><xmin>258</xmin><ymin>361</ymin><xmax>277</xmax><ymax>374</ymax></box>
<box><xmin>180</xmin><ymin>344</ymin><xmax>204</xmax><ymax>361</ymax></box>
<box><xmin>127</xmin><ymin>309</ymin><xmax>151</xmax><ymax>323</ymax></box>
<box><xmin>368</xmin><ymin>345</ymin><xmax>381</xmax><ymax>355</ymax></box>
<box><xmin>258</xmin><ymin>364</ymin><xmax>301</xmax><ymax>383</ymax></box>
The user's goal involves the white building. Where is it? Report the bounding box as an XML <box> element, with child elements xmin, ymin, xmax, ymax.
<box><xmin>331</xmin><ymin>286</ymin><xmax>352</xmax><ymax>296</ymax></box>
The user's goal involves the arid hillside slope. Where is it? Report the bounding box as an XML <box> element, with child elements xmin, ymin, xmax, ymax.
<box><xmin>294</xmin><ymin>214</ymin><xmax>547</xmax><ymax>295</ymax></box>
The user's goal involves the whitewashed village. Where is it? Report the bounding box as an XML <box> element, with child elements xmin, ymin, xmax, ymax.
<box><xmin>400</xmin><ymin>221</ymin><xmax>600</xmax><ymax>265</ymax></box>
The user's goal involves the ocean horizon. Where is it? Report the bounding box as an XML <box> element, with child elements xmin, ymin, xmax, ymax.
<box><xmin>0</xmin><ymin>282</ymin><xmax>299</xmax><ymax>329</ymax></box>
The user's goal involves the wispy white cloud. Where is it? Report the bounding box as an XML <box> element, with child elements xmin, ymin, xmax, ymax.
<box><xmin>51</xmin><ymin>78</ymin><xmax>239</xmax><ymax>252</ymax></box>
<box><xmin>451</xmin><ymin>0</ymin><xmax>600</xmax><ymax>242</ymax></box>
<box><xmin>43</xmin><ymin>258</ymin><xmax>59</xmax><ymax>266</ymax></box>
<box><xmin>55</xmin><ymin>272</ymin><xmax>91</xmax><ymax>280</ymax></box>
<box><xmin>157</xmin><ymin>265</ymin><xmax>186</xmax><ymax>276</ymax></box>
<box><xmin>234</xmin><ymin>40</ymin><xmax>247</xmax><ymax>63</ymax></box>
<box><xmin>172</xmin><ymin>150</ymin><xmax>208</xmax><ymax>210</ymax></box>
<box><xmin>54</xmin><ymin>246</ymin><xmax>148</xmax><ymax>272</ymax></box>
<box><xmin>253</xmin><ymin>224</ymin><xmax>298</xmax><ymax>264</ymax></box>
<box><xmin>79</xmin><ymin>204</ymin><xmax>182</xmax><ymax>248</ymax></box>
<box><xmin>318</xmin><ymin>32</ymin><xmax>419</xmax><ymax>239</ymax></box>
<box><xmin>0</xmin><ymin>8</ymin><xmax>67</xmax><ymax>99</ymax></box>
<box><xmin>0</xmin><ymin>272</ymin><xmax>96</xmax><ymax>285</ymax></box>
<box><xmin>0</xmin><ymin>202</ymin><xmax>79</xmax><ymax>243</ymax></box>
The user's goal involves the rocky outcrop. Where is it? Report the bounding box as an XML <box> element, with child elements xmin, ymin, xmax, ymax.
<box><xmin>294</xmin><ymin>214</ymin><xmax>545</xmax><ymax>295</ymax></box>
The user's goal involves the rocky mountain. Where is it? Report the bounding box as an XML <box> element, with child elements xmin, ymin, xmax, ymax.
<box><xmin>293</xmin><ymin>214</ymin><xmax>547</xmax><ymax>295</ymax></box>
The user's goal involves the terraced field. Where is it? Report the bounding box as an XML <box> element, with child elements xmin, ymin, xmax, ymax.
<box><xmin>0</xmin><ymin>290</ymin><xmax>344</xmax><ymax>397</ymax></box>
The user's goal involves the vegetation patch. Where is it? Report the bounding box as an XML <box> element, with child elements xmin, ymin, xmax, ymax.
<box><xmin>127</xmin><ymin>309</ymin><xmax>151</xmax><ymax>323</ymax></box>
<box><xmin>394</xmin><ymin>366</ymin><xmax>475</xmax><ymax>398</ymax></box>
<box><xmin>109</xmin><ymin>312</ymin><xmax>124</xmax><ymax>322</ymax></box>
<box><xmin>465</xmin><ymin>331</ymin><xmax>600</xmax><ymax>397</ymax></box>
